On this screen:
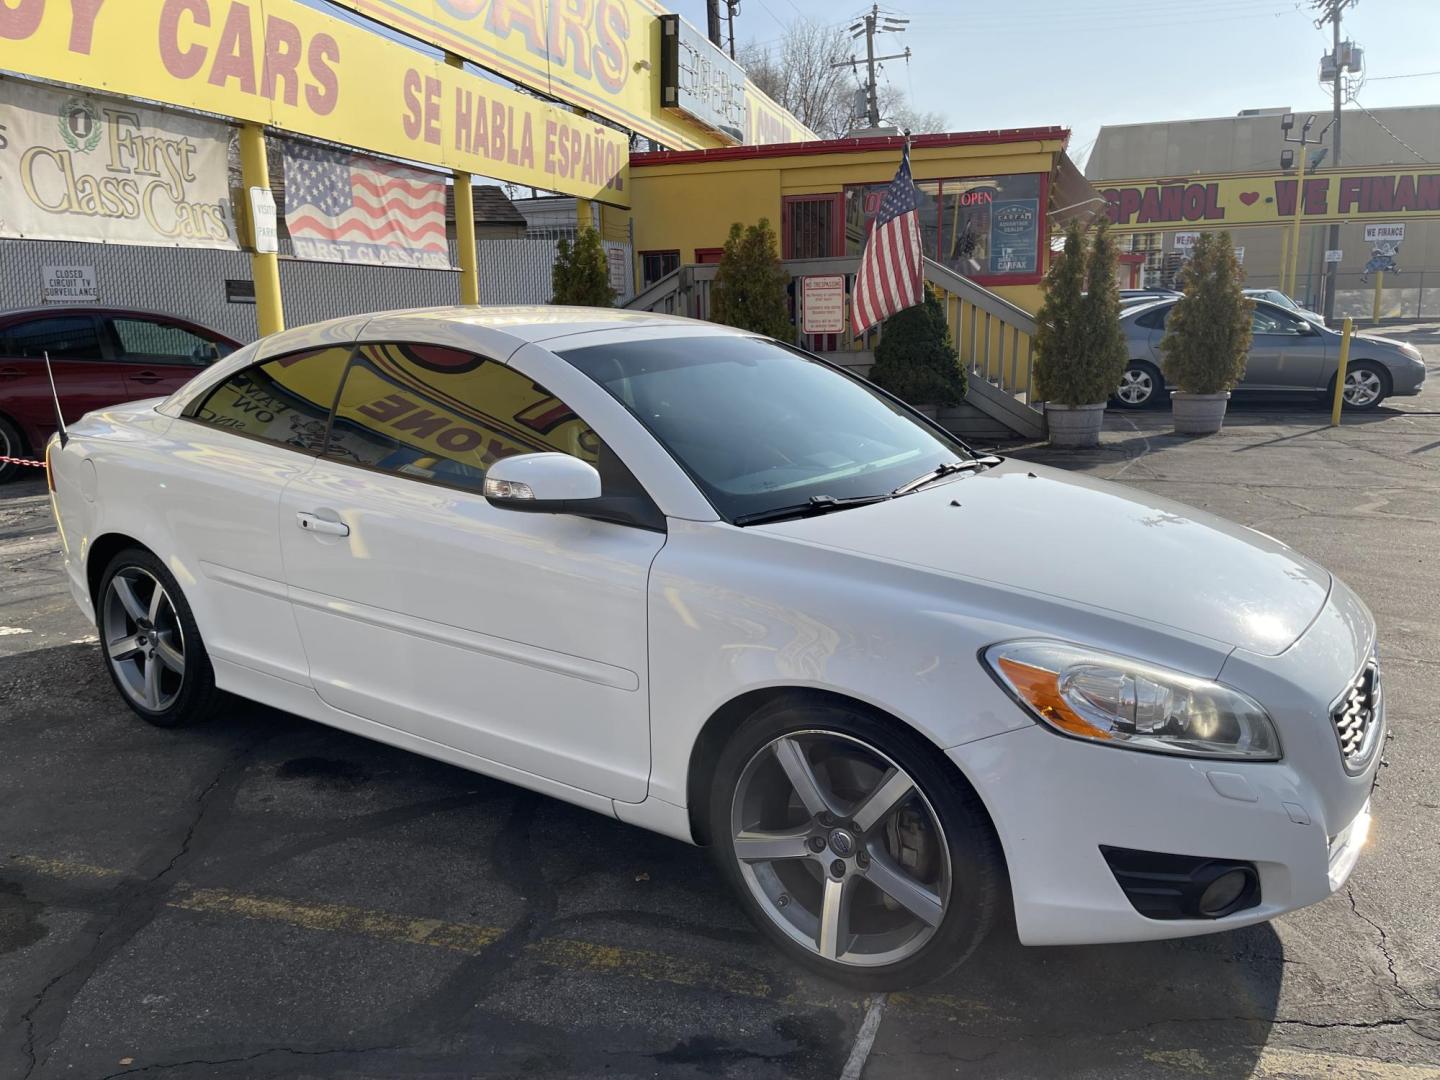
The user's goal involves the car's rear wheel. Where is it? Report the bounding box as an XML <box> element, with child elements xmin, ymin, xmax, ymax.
<box><xmin>97</xmin><ymin>548</ymin><xmax>226</xmax><ymax>728</ymax></box>
<box><xmin>1337</xmin><ymin>361</ymin><xmax>1391</xmax><ymax>410</ymax></box>
<box><xmin>1114</xmin><ymin>361</ymin><xmax>1164</xmax><ymax>409</ymax></box>
<box><xmin>708</xmin><ymin>697</ymin><xmax>1003</xmax><ymax>989</ymax></box>
<box><xmin>0</xmin><ymin>413</ymin><xmax>26</xmax><ymax>484</ymax></box>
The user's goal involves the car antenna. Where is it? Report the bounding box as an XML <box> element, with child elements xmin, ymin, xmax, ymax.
<box><xmin>43</xmin><ymin>350</ymin><xmax>68</xmax><ymax>448</ymax></box>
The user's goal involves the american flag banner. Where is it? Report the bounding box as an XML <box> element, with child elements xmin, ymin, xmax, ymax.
<box><xmin>852</xmin><ymin>146</ymin><xmax>925</xmax><ymax>335</ymax></box>
<box><xmin>282</xmin><ymin>142</ymin><xmax>452</xmax><ymax>270</ymax></box>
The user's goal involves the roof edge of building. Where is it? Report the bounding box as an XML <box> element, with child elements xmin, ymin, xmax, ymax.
<box><xmin>630</xmin><ymin>127</ymin><xmax>1070</xmax><ymax>168</ymax></box>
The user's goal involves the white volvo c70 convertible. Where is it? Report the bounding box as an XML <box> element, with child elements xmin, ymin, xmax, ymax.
<box><xmin>47</xmin><ymin>307</ymin><xmax>1382</xmax><ymax>987</ymax></box>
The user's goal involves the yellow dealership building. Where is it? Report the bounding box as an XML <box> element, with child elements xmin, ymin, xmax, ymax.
<box><xmin>627</xmin><ymin>127</ymin><xmax>1091</xmax><ymax>315</ymax></box>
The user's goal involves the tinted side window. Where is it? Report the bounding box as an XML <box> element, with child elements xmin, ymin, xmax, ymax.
<box><xmin>1253</xmin><ymin>307</ymin><xmax>1306</xmax><ymax>335</ymax></box>
<box><xmin>190</xmin><ymin>346</ymin><xmax>351</xmax><ymax>452</ymax></box>
<box><xmin>3</xmin><ymin>316</ymin><xmax>103</xmax><ymax>359</ymax></box>
<box><xmin>1134</xmin><ymin>306</ymin><xmax>1171</xmax><ymax>330</ymax></box>
<box><xmin>325</xmin><ymin>342</ymin><xmax>608</xmax><ymax>496</ymax></box>
<box><xmin>111</xmin><ymin>318</ymin><xmax>229</xmax><ymax>365</ymax></box>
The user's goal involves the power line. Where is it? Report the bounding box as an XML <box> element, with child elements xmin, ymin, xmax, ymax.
<box><xmin>1350</xmin><ymin>97</ymin><xmax>1434</xmax><ymax>164</ymax></box>
<box><xmin>1366</xmin><ymin>70</ymin><xmax>1440</xmax><ymax>82</ymax></box>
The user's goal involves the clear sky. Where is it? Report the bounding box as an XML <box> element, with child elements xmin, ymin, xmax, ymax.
<box><xmin>670</xmin><ymin>0</ymin><xmax>1440</xmax><ymax>166</ymax></box>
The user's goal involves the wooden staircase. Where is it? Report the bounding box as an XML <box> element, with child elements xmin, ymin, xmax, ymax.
<box><xmin>624</xmin><ymin>256</ymin><xmax>1045</xmax><ymax>441</ymax></box>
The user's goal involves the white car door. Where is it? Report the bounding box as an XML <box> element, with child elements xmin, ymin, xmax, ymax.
<box><xmin>162</xmin><ymin>344</ymin><xmax>353</xmax><ymax>684</ymax></box>
<box><xmin>276</xmin><ymin>338</ymin><xmax>665</xmax><ymax>803</ymax></box>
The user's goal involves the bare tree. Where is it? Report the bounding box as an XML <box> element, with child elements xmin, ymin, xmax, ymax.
<box><xmin>739</xmin><ymin>23</ymin><xmax>945</xmax><ymax>139</ymax></box>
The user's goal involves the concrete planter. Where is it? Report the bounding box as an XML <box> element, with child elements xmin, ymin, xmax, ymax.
<box><xmin>1171</xmin><ymin>391</ymin><xmax>1231</xmax><ymax>435</ymax></box>
<box><xmin>1045</xmin><ymin>402</ymin><xmax>1106</xmax><ymax>448</ymax></box>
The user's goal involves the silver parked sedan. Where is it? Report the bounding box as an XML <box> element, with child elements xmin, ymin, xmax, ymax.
<box><xmin>1116</xmin><ymin>298</ymin><xmax>1427</xmax><ymax>410</ymax></box>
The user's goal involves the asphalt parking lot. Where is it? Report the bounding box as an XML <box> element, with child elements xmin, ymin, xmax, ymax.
<box><xmin>3</xmin><ymin>325</ymin><xmax>1439</xmax><ymax>1080</ymax></box>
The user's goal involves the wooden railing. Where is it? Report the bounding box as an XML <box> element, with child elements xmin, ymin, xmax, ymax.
<box><xmin>624</xmin><ymin>256</ymin><xmax>1045</xmax><ymax>438</ymax></box>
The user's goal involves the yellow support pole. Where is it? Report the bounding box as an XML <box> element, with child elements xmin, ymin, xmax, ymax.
<box><xmin>1372</xmin><ymin>270</ymin><xmax>1384</xmax><ymax>325</ymax></box>
<box><xmin>576</xmin><ymin>198</ymin><xmax>594</xmax><ymax>231</ymax></box>
<box><xmin>238</xmin><ymin>122</ymin><xmax>284</xmax><ymax>336</ymax></box>
<box><xmin>445</xmin><ymin>54</ymin><xmax>480</xmax><ymax>305</ymax></box>
<box><xmin>1278</xmin><ymin>228</ymin><xmax>1290</xmax><ymax>295</ymax></box>
<box><xmin>1331</xmin><ymin>316</ymin><xmax>1354</xmax><ymax>426</ymax></box>
<box><xmin>1285</xmin><ymin>149</ymin><xmax>1307</xmax><ymax>300</ymax></box>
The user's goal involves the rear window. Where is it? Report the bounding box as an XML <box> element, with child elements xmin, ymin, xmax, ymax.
<box><xmin>2</xmin><ymin>316</ymin><xmax>103</xmax><ymax>360</ymax></box>
<box><xmin>1134</xmin><ymin>305</ymin><xmax>1172</xmax><ymax>330</ymax></box>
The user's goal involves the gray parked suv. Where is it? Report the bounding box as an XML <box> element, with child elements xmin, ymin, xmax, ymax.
<box><xmin>1116</xmin><ymin>298</ymin><xmax>1427</xmax><ymax>410</ymax></box>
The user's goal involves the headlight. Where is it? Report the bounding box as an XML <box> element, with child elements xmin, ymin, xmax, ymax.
<box><xmin>984</xmin><ymin>640</ymin><xmax>1280</xmax><ymax>760</ymax></box>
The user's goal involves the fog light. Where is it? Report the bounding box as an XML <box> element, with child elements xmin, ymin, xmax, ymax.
<box><xmin>1197</xmin><ymin>868</ymin><xmax>1252</xmax><ymax>917</ymax></box>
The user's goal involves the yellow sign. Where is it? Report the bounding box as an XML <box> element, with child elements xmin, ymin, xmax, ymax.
<box><xmin>0</xmin><ymin>0</ymin><xmax>630</xmax><ymax>205</ymax></box>
<box><xmin>1099</xmin><ymin>166</ymin><xmax>1440</xmax><ymax>232</ymax></box>
<box><xmin>323</xmin><ymin>0</ymin><xmax>816</xmax><ymax>149</ymax></box>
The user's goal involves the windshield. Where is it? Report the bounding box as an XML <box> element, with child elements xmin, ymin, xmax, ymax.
<box><xmin>560</xmin><ymin>334</ymin><xmax>972</xmax><ymax>523</ymax></box>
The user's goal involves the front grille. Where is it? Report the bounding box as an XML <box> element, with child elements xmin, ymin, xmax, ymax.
<box><xmin>1332</xmin><ymin>659</ymin><xmax>1381</xmax><ymax>773</ymax></box>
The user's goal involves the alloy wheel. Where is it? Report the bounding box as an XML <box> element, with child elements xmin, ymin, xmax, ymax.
<box><xmin>102</xmin><ymin>567</ymin><xmax>186</xmax><ymax>712</ymax></box>
<box><xmin>1117</xmin><ymin>368</ymin><xmax>1154</xmax><ymax>405</ymax></box>
<box><xmin>729</xmin><ymin>731</ymin><xmax>951</xmax><ymax>968</ymax></box>
<box><xmin>1344</xmin><ymin>368</ymin><xmax>1383</xmax><ymax>407</ymax></box>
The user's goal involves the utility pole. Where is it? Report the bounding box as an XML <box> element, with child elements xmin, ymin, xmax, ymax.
<box><xmin>725</xmin><ymin>0</ymin><xmax>738</xmax><ymax>59</ymax></box>
<box><xmin>833</xmin><ymin>5</ymin><xmax>910</xmax><ymax>130</ymax></box>
<box><xmin>1280</xmin><ymin>113</ymin><xmax>1331</xmax><ymax>298</ymax></box>
<box><xmin>1313</xmin><ymin>0</ymin><xmax>1360</xmax><ymax>322</ymax></box>
<box><xmin>706</xmin><ymin>0</ymin><xmax>722</xmax><ymax>49</ymax></box>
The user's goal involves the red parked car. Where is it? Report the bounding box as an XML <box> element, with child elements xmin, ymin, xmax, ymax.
<box><xmin>0</xmin><ymin>307</ymin><xmax>240</xmax><ymax>481</ymax></box>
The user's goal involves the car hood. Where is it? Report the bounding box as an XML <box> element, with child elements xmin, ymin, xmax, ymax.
<box><xmin>756</xmin><ymin>460</ymin><xmax>1331</xmax><ymax>656</ymax></box>
<box><xmin>1352</xmin><ymin>332</ymin><xmax>1413</xmax><ymax>353</ymax></box>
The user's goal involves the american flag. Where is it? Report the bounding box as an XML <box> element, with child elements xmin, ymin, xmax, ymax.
<box><xmin>852</xmin><ymin>146</ymin><xmax>925</xmax><ymax>335</ymax></box>
<box><xmin>283</xmin><ymin>142</ymin><xmax>447</xmax><ymax>259</ymax></box>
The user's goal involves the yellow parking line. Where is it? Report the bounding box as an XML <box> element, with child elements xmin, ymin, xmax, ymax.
<box><xmin>10</xmin><ymin>854</ymin><xmax>122</xmax><ymax>880</ymax></box>
<box><xmin>173</xmin><ymin>888</ymin><xmax>504</xmax><ymax>953</ymax></box>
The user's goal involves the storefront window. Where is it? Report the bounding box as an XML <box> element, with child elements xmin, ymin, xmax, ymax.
<box><xmin>845</xmin><ymin>174</ymin><xmax>1044</xmax><ymax>281</ymax></box>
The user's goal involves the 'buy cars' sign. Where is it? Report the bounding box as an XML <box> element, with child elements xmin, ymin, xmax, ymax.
<box><xmin>0</xmin><ymin>0</ymin><xmax>631</xmax><ymax>206</ymax></box>
<box><xmin>323</xmin><ymin>0</ymin><xmax>814</xmax><ymax>148</ymax></box>
<box><xmin>1099</xmin><ymin>167</ymin><xmax>1440</xmax><ymax>232</ymax></box>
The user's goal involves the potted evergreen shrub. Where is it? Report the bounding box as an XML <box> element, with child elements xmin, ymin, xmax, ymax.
<box><xmin>710</xmin><ymin>219</ymin><xmax>793</xmax><ymax>338</ymax></box>
<box><xmin>1160</xmin><ymin>232</ymin><xmax>1253</xmax><ymax>435</ymax></box>
<box><xmin>868</xmin><ymin>286</ymin><xmax>965</xmax><ymax>417</ymax></box>
<box><xmin>551</xmin><ymin>226</ymin><xmax>615</xmax><ymax>307</ymax></box>
<box><xmin>1033</xmin><ymin>218</ymin><xmax>1127</xmax><ymax>447</ymax></box>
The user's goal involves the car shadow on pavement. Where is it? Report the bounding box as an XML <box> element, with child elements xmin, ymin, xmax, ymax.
<box><xmin>884</xmin><ymin>914</ymin><xmax>1284</xmax><ymax>1076</ymax></box>
<box><xmin>3</xmin><ymin>643</ymin><xmax>1291</xmax><ymax>1079</ymax></box>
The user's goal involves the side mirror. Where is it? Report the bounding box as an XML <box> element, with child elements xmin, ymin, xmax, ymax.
<box><xmin>484</xmin><ymin>452</ymin><xmax>601</xmax><ymax>512</ymax></box>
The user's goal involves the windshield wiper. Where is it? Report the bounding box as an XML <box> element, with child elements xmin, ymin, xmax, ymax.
<box><xmin>891</xmin><ymin>456</ymin><xmax>1001</xmax><ymax>497</ymax></box>
<box><xmin>733</xmin><ymin>493</ymin><xmax>894</xmax><ymax>527</ymax></box>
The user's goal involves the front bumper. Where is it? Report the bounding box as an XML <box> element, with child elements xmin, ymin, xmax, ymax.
<box><xmin>953</xmin><ymin>578</ymin><xmax>1381</xmax><ymax>947</ymax></box>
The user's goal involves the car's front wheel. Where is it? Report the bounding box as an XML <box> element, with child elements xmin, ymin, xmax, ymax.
<box><xmin>97</xmin><ymin>548</ymin><xmax>226</xmax><ymax>728</ymax></box>
<box><xmin>709</xmin><ymin>697</ymin><xmax>1004</xmax><ymax>988</ymax></box>
<box><xmin>1114</xmin><ymin>360</ymin><xmax>1164</xmax><ymax>409</ymax></box>
<box><xmin>1338</xmin><ymin>360</ymin><xmax>1391</xmax><ymax>410</ymax></box>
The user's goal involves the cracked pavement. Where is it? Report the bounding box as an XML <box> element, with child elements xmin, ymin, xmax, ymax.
<box><xmin>1</xmin><ymin>323</ymin><xmax>1439</xmax><ymax>1078</ymax></box>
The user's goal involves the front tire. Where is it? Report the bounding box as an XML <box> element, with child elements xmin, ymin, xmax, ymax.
<box><xmin>97</xmin><ymin>548</ymin><xmax>226</xmax><ymax>728</ymax></box>
<box><xmin>1114</xmin><ymin>360</ymin><xmax>1164</xmax><ymax>409</ymax></box>
<box><xmin>1335</xmin><ymin>360</ymin><xmax>1391</xmax><ymax>410</ymax></box>
<box><xmin>708</xmin><ymin>697</ymin><xmax>1004</xmax><ymax>989</ymax></box>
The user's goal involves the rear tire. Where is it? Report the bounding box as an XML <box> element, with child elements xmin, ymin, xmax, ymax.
<box><xmin>708</xmin><ymin>696</ymin><xmax>1004</xmax><ymax>989</ymax></box>
<box><xmin>97</xmin><ymin>548</ymin><xmax>227</xmax><ymax>728</ymax></box>
<box><xmin>0</xmin><ymin>414</ymin><xmax>25</xmax><ymax>484</ymax></box>
<box><xmin>1114</xmin><ymin>360</ymin><xmax>1164</xmax><ymax>409</ymax></box>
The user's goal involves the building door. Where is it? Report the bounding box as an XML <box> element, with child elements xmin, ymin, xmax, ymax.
<box><xmin>781</xmin><ymin>194</ymin><xmax>844</xmax><ymax>259</ymax></box>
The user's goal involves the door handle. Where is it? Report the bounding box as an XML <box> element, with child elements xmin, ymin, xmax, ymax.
<box><xmin>296</xmin><ymin>512</ymin><xmax>350</xmax><ymax>537</ymax></box>
<box><xmin>131</xmin><ymin>371</ymin><xmax>165</xmax><ymax>384</ymax></box>
<box><xmin>0</xmin><ymin>367</ymin><xmax>22</xmax><ymax>379</ymax></box>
